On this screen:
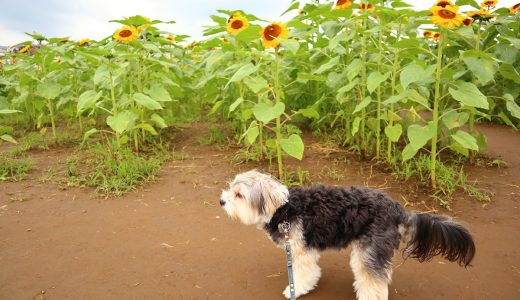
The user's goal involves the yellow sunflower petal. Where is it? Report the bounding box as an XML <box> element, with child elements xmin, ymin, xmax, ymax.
<box><xmin>260</xmin><ymin>22</ymin><xmax>289</xmax><ymax>49</ymax></box>
<box><xmin>335</xmin><ymin>0</ymin><xmax>352</xmax><ymax>10</ymax></box>
<box><xmin>227</xmin><ymin>13</ymin><xmax>249</xmax><ymax>35</ymax></box>
<box><xmin>113</xmin><ymin>26</ymin><xmax>139</xmax><ymax>44</ymax></box>
<box><xmin>430</xmin><ymin>5</ymin><xmax>464</xmax><ymax>28</ymax></box>
<box><xmin>480</xmin><ymin>0</ymin><xmax>498</xmax><ymax>7</ymax></box>
<box><xmin>509</xmin><ymin>3</ymin><xmax>520</xmax><ymax>14</ymax></box>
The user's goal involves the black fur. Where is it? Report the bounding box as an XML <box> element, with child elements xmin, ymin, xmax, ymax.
<box><xmin>404</xmin><ymin>214</ymin><xmax>475</xmax><ymax>267</ymax></box>
<box><xmin>264</xmin><ymin>184</ymin><xmax>475</xmax><ymax>274</ymax></box>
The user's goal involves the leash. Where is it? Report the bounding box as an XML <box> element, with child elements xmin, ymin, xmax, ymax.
<box><xmin>278</xmin><ymin>221</ymin><xmax>296</xmax><ymax>300</ymax></box>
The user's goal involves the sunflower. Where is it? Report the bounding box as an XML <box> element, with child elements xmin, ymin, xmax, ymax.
<box><xmin>335</xmin><ymin>0</ymin><xmax>352</xmax><ymax>10</ymax></box>
<box><xmin>165</xmin><ymin>35</ymin><xmax>176</xmax><ymax>42</ymax></box>
<box><xmin>227</xmin><ymin>13</ymin><xmax>249</xmax><ymax>35</ymax></box>
<box><xmin>434</xmin><ymin>0</ymin><xmax>454</xmax><ymax>7</ymax></box>
<box><xmin>480</xmin><ymin>0</ymin><xmax>497</xmax><ymax>7</ymax></box>
<box><xmin>113</xmin><ymin>26</ymin><xmax>139</xmax><ymax>43</ymax></box>
<box><xmin>462</xmin><ymin>17</ymin><xmax>473</xmax><ymax>26</ymax></box>
<box><xmin>466</xmin><ymin>9</ymin><xmax>493</xmax><ymax>21</ymax></box>
<box><xmin>78</xmin><ymin>38</ymin><xmax>91</xmax><ymax>46</ymax></box>
<box><xmin>433</xmin><ymin>32</ymin><xmax>441</xmax><ymax>41</ymax></box>
<box><xmin>510</xmin><ymin>3</ymin><xmax>520</xmax><ymax>14</ymax></box>
<box><xmin>19</xmin><ymin>45</ymin><xmax>31</xmax><ymax>54</ymax></box>
<box><xmin>430</xmin><ymin>5</ymin><xmax>465</xmax><ymax>27</ymax></box>
<box><xmin>359</xmin><ymin>2</ymin><xmax>374</xmax><ymax>12</ymax></box>
<box><xmin>260</xmin><ymin>22</ymin><xmax>289</xmax><ymax>49</ymax></box>
<box><xmin>423</xmin><ymin>30</ymin><xmax>433</xmax><ymax>38</ymax></box>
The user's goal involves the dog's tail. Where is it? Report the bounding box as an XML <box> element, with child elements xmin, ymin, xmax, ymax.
<box><xmin>401</xmin><ymin>213</ymin><xmax>475</xmax><ymax>267</ymax></box>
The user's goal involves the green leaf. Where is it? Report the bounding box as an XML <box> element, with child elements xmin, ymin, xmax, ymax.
<box><xmin>229</xmin><ymin>97</ymin><xmax>244</xmax><ymax>112</ymax></box>
<box><xmin>77</xmin><ymin>90</ymin><xmax>102</xmax><ymax>113</ymax></box>
<box><xmin>462</xmin><ymin>50</ymin><xmax>499</xmax><ymax>85</ymax></box>
<box><xmin>505</xmin><ymin>96</ymin><xmax>520</xmax><ymax>120</ymax></box>
<box><xmin>135</xmin><ymin>123</ymin><xmax>158</xmax><ymax>136</ymax></box>
<box><xmin>314</xmin><ymin>57</ymin><xmax>339</xmax><ymax>74</ymax></box>
<box><xmin>244</xmin><ymin>76</ymin><xmax>268</xmax><ymax>93</ymax></box>
<box><xmin>400</xmin><ymin>63</ymin><xmax>433</xmax><ymax>90</ymax></box>
<box><xmin>367</xmin><ymin>72</ymin><xmax>390</xmax><ymax>94</ymax></box>
<box><xmin>36</xmin><ymin>81</ymin><xmax>62</xmax><ymax>100</ymax></box>
<box><xmin>280</xmin><ymin>39</ymin><xmax>300</xmax><ymax>54</ymax></box>
<box><xmin>93</xmin><ymin>64</ymin><xmax>110</xmax><ymax>86</ymax></box>
<box><xmin>151</xmin><ymin>114</ymin><xmax>168</xmax><ymax>129</ymax></box>
<box><xmin>106</xmin><ymin>111</ymin><xmax>138</xmax><ymax>134</ymax></box>
<box><xmin>280</xmin><ymin>134</ymin><xmax>304</xmax><ymax>160</ymax></box>
<box><xmin>384</xmin><ymin>124</ymin><xmax>402</xmax><ymax>143</ymax></box>
<box><xmin>353</xmin><ymin>96</ymin><xmax>371</xmax><ymax>114</ymax></box>
<box><xmin>402</xmin><ymin>144</ymin><xmax>419</xmax><ymax>161</ymax></box>
<box><xmin>253</xmin><ymin>102</ymin><xmax>285</xmax><ymax>124</ymax></box>
<box><xmin>228</xmin><ymin>63</ymin><xmax>259</xmax><ymax>85</ymax></box>
<box><xmin>235</xmin><ymin>24</ymin><xmax>262</xmax><ymax>42</ymax></box>
<box><xmin>0</xmin><ymin>109</ymin><xmax>21</xmax><ymax>114</ymax></box>
<box><xmin>408</xmin><ymin>123</ymin><xmax>435</xmax><ymax>150</ymax></box>
<box><xmin>352</xmin><ymin>117</ymin><xmax>362</xmax><ymax>136</ymax></box>
<box><xmin>297</xmin><ymin>73</ymin><xmax>327</xmax><ymax>81</ymax></box>
<box><xmin>134</xmin><ymin>93</ymin><xmax>163</xmax><ymax>110</ymax></box>
<box><xmin>0</xmin><ymin>134</ymin><xmax>17</xmax><ymax>144</ymax></box>
<box><xmin>346</xmin><ymin>59</ymin><xmax>362</xmax><ymax>81</ymax></box>
<box><xmin>405</xmin><ymin>89</ymin><xmax>430</xmax><ymax>109</ymax></box>
<box><xmin>298</xmin><ymin>106</ymin><xmax>320</xmax><ymax>119</ymax></box>
<box><xmin>499</xmin><ymin>63</ymin><xmax>520</xmax><ymax>84</ymax></box>
<box><xmin>449</xmin><ymin>82</ymin><xmax>489</xmax><ymax>109</ymax></box>
<box><xmin>145</xmin><ymin>84</ymin><xmax>172</xmax><ymax>102</ymax></box>
<box><xmin>245</xmin><ymin>123</ymin><xmax>259</xmax><ymax>144</ymax></box>
<box><xmin>451</xmin><ymin>130</ymin><xmax>478</xmax><ymax>151</ymax></box>
<box><xmin>82</xmin><ymin>128</ymin><xmax>98</xmax><ymax>144</ymax></box>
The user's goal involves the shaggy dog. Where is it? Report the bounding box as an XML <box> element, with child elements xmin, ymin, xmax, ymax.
<box><xmin>220</xmin><ymin>170</ymin><xmax>475</xmax><ymax>300</ymax></box>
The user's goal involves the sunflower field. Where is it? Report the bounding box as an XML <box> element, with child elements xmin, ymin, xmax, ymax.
<box><xmin>1</xmin><ymin>0</ymin><xmax>519</xmax><ymax>192</ymax></box>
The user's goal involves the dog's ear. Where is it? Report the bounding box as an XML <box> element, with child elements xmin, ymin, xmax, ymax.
<box><xmin>257</xmin><ymin>175</ymin><xmax>288</xmax><ymax>216</ymax></box>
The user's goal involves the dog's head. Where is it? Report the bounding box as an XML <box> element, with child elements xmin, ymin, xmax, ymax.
<box><xmin>220</xmin><ymin>170</ymin><xmax>289</xmax><ymax>225</ymax></box>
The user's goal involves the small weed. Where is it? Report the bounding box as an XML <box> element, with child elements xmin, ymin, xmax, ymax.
<box><xmin>9</xmin><ymin>193</ymin><xmax>31</xmax><ymax>202</ymax></box>
<box><xmin>390</xmin><ymin>154</ymin><xmax>491</xmax><ymax>205</ymax></box>
<box><xmin>488</xmin><ymin>159</ymin><xmax>507</xmax><ymax>168</ymax></box>
<box><xmin>198</xmin><ymin>126</ymin><xmax>228</xmax><ymax>145</ymax></box>
<box><xmin>319</xmin><ymin>166</ymin><xmax>345</xmax><ymax>182</ymax></box>
<box><xmin>232</xmin><ymin>147</ymin><xmax>261</xmax><ymax>164</ymax></box>
<box><xmin>65</xmin><ymin>143</ymin><xmax>169</xmax><ymax>196</ymax></box>
<box><xmin>0</xmin><ymin>155</ymin><xmax>33</xmax><ymax>181</ymax></box>
<box><xmin>284</xmin><ymin>167</ymin><xmax>310</xmax><ymax>186</ymax></box>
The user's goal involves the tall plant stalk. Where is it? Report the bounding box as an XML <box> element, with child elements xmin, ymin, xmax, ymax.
<box><xmin>430</xmin><ymin>28</ymin><xmax>445</xmax><ymax>189</ymax></box>
<box><xmin>274</xmin><ymin>49</ymin><xmax>284</xmax><ymax>180</ymax></box>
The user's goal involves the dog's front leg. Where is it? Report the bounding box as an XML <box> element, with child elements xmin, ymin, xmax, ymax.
<box><xmin>283</xmin><ymin>248</ymin><xmax>321</xmax><ymax>299</ymax></box>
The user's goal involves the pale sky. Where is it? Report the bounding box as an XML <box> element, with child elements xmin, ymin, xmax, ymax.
<box><xmin>0</xmin><ymin>0</ymin><xmax>517</xmax><ymax>46</ymax></box>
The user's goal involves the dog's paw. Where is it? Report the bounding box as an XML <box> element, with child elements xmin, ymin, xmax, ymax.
<box><xmin>283</xmin><ymin>284</ymin><xmax>305</xmax><ymax>299</ymax></box>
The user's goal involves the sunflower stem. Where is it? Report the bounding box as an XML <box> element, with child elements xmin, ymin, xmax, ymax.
<box><xmin>274</xmin><ymin>49</ymin><xmax>284</xmax><ymax>180</ymax></box>
<box><xmin>430</xmin><ymin>28</ymin><xmax>445</xmax><ymax>189</ymax></box>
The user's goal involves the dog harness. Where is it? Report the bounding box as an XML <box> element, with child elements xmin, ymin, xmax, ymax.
<box><xmin>278</xmin><ymin>221</ymin><xmax>296</xmax><ymax>300</ymax></box>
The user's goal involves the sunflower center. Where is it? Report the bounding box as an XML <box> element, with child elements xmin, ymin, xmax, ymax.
<box><xmin>264</xmin><ymin>24</ymin><xmax>282</xmax><ymax>41</ymax></box>
<box><xmin>231</xmin><ymin>20</ymin><xmax>244</xmax><ymax>30</ymax></box>
<box><xmin>119</xmin><ymin>30</ymin><xmax>133</xmax><ymax>38</ymax></box>
<box><xmin>436</xmin><ymin>1</ymin><xmax>452</xmax><ymax>7</ymax></box>
<box><xmin>483</xmin><ymin>1</ymin><xmax>494</xmax><ymax>6</ymax></box>
<box><xmin>438</xmin><ymin>9</ymin><xmax>457</xmax><ymax>19</ymax></box>
<box><xmin>514</xmin><ymin>3</ymin><xmax>520</xmax><ymax>9</ymax></box>
<box><xmin>337</xmin><ymin>0</ymin><xmax>346</xmax><ymax>5</ymax></box>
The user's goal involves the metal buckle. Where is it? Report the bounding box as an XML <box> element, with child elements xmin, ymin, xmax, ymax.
<box><xmin>278</xmin><ymin>221</ymin><xmax>291</xmax><ymax>234</ymax></box>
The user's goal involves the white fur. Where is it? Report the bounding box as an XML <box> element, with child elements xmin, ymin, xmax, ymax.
<box><xmin>350</xmin><ymin>242</ymin><xmax>390</xmax><ymax>300</ymax></box>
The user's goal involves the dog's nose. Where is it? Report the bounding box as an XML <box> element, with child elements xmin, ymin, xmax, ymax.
<box><xmin>219</xmin><ymin>199</ymin><xmax>225</xmax><ymax>206</ymax></box>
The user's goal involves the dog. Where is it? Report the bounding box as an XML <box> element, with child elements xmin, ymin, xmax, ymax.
<box><xmin>219</xmin><ymin>170</ymin><xmax>475</xmax><ymax>300</ymax></box>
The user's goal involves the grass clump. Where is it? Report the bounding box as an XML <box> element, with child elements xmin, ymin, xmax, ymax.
<box><xmin>66</xmin><ymin>142</ymin><xmax>169</xmax><ymax>196</ymax></box>
<box><xmin>0</xmin><ymin>155</ymin><xmax>33</xmax><ymax>181</ymax></box>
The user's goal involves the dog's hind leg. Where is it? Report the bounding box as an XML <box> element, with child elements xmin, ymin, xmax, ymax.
<box><xmin>349</xmin><ymin>241</ymin><xmax>393</xmax><ymax>300</ymax></box>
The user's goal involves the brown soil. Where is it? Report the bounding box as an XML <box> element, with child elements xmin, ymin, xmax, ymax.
<box><xmin>1</xmin><ymin>123</ymin><xmax>519</xmax><ymax>300</ymax></box>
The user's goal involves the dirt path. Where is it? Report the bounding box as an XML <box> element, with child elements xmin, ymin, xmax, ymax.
<box><xmin>1</xmin><ymin>124</ymin><xmax>519</xmax><ymax>299</ymax></box>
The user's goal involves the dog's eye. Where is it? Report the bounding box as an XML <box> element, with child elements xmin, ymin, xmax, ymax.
<box><xmin>235</xmin><ymin>192</ymin><xmax>243</xmax><ymax>198</ymax></box>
